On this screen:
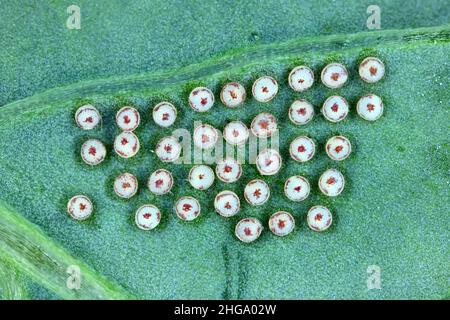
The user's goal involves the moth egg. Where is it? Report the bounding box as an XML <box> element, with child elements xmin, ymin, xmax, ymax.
<box><xmin>193</xmin><ymin>124</ymin><xmax>219</xmax><ymax>150</ymax></box>
<box><xmin>357</xmin><ymin>94</ymin><xmax>384</xmax><ymax>121</ymax></box>
<box><xmin>250</xmin><ymin>112</ymin><xmax>278</xmax><ymax>138</ymax></box>
<box><xmin>321</xmin><ymin>63</ymin><xmax>348</xmax><ymax>89</ymax></box>
<box><xmin>67</xmin><ymin>195</ymin><xmax>93</xmax><ymax>221</ymax></box>
<box><xmin>214</xmin><ymin>190</ymin><xmax>240</xmax><ymax>218</ymax></box>
<box><xmin>153</xmin><ymin>102</ymin><xmax>177</xmax><ymax>127</ymax></box>
<box><xmin>188</xmin><ymin>165</ymin><xmax>215</xmax><ymax>190</ymax></box>
<box><xmin>235</xmin><ymin>218</ymin><xmax>263</xmax><ymax>243</ymax></box>
<box><xmin>359</xmin><ymin>57</ymin><xmax>385</xmax><ymax>83</ymax></box>
<box><xmin>252</xmin><ymin>76</ymin><xmax>278</xmax><ymax>102</ymax></box>
<box><xmin>255</xmin><ymin>148</ymin><xmax>282</xmax><ymax>176</ymax></box>
<box><xmin>175</xmin><ymin>196</ymin><xmax>201</xmax><ymax>221</ymax></box>
<box><xmin>244</xmin><ymin>179</ymin><xmax>270</xmax><ymax>206</ymax></box>
<box><xmin>288</xmin><ymin>66</ymin><xmax>314</xmax><ymax>92</ymax></box>
<box><xmin>81</xmin><ymin>139</ymin><xmax>106</xmax><ymax>165</ymax></box>
<box><xmin>114</xmin><ymin>131</ymin><xmax>140</xmax><ymax>158</ymax></box>
<box><xmin>284</xmin><ymin>176</ymin><xmax>310</xmax><ymax>202</ymax></box>
<box><xmin>322</xmin><ymin>95</ymin><xmax>349</xmax><ymax>123</ymax></box>
<box><xmin>116</xmin><ymin>106</ymin><xmax>140</xmax><ymax>131</ymax></box>
<box><xmin>268</xmin><ymin>211</ymin><xmax>295</xmax><ymax>237</ymax></box>
<box><xmin>114</xmin><ymin>172</ymin><xmax>138</xmax><ymax>199</ymax></box>
<box><xmin>289</xmin><ymin>136</ymin><xmax>315</xmax><ymax>163</ymax></box>
<box><xmin>223</xmin><ymin>121</ymin><xmax>249</xmax><ymax>146</ymax></box>
<box><xmin>288</xmin><ymin>99</ymin><xmax>315</xmax><ymax>125</ymax></box>
<box><xmin>215</xmin><ymin>157</ymin><xmax>243</xmax><ymax>183</ymax></box>
<box><xmin>325</xmin><ymin>136</ymin><xmax>352</xmax><ymax>161</ymax></box>
<box><xmin>75</xmin><ymin>104</ymin><xmax>101</xmax><ymax>130</ymax></box>
<box><xmin>318</xmin><ymin>168</ymin><xmax>345</xmax><ymax>197</ymax></box>
<box><xmin>155</xmin><ymin>136</ymin><xmax>181</xmax><ymax>162</ymax></box>
<box><xmin>307</xmin><ymin>206</ymin><xmax>333</xmax><ymax>232</ymax></box>
<box><xmin>148</xmin><ymin>169</ymin><xmax>173</xmax><ymax>195</ymax></box>
<box><xmin>220</xmin><ymin>82</ymin><xmax>246</xmax><ymax>108</ymax></box>
<box><xmin>135</xmin><ymin>205</ymin><xmax>161</xmax><ymax>230</ymax></box>
<box><xmin>189</xmin><ymin>87</ymin><xmax>215</xmax><ymax>112</ymax></box>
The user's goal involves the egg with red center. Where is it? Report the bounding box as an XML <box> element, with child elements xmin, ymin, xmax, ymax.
<box><xmin>189</xmin><ymin>87</ymin><xmax>215</xmax><ymax>112</ymax></box>
<box><xmin>223</xmin><ymin>121</ymin><xmax>249</xmax><ymax>146</ymax></box>
<box><xmin>81</xmin><ymin>139</ymin><xmax>106</xmax><ymax>165</ymax></box>
<box><xmin>214</xmin><ymin>190</ymin><xmax>240</xmax><ymax>218</ymax></box>
<box><xmin>67</xmin><ymin>195</ymin><xmax>93</xmax><ymax>221</ymax></box>
<box><xmin>244</xmin><ymin>179</ymin><xmax>270</xmax><ymax>206</ymax></box>
<box><xmin>325</xmin><ymin>136</ymin><xmax>352</xmax><ymax>161</ymax></box>
<box><xmin>155</xmin><ymin>136</ymin><xmax>181</xmax><ymax>162</ymax></box>
<box><xmin>322</xmin><ymin>96</ymin><xmax>349</xmax><ymax>123</ymax></box>
<box><xmin>188</xmin><ymin>165</ymin><xmax>215</xmax><ymax>190</ymax></box>
<box><xmin>114</xmin><ymin>172</ymin><xmax>138</xmax><ymax>199</ymax></box>
<box><xmin>289</xmin><ymin>99</ymin><xmax>315</xmax><ymax>125</ymax></box>
<box><xmin>284</xmin><ymin>176</ymin><xmax>310</xmax><ymax>202</ymax></box>
<box><xmin>114</xmin><ymin>131</ymin><xmax>140</xmax><ymax>158</ymax></box>
<box><xmin>321</xmin><ymin>63</ymin><xmax>348</xmax><ymax>89</ymax></box>
<box><xmin>220</xmin><ymin>82</ymin><xmax>246</xmax><ymax>108</ymax></box>
<box><xmin>269</xmin><ymin>211</ymin><xmax>295</xmax><ymax>237</ymax></box>
<box><xmin>235</xmin><ymin>218</ymin><xmax>263</xmax><ymax>243</ymax></box>
<box><xmin>175</xmin><ymin>196</ymin><xmax>201</xmax><ymax>221</ymax></box>
<box><xmin>289</xmin><ymin>136</ymin><xmax>315</xmax><ymax>162</ymax></box>
<box><xmin>116</xmin><ymin>106</ymin><xmax>140</xmax><ymax>131</ymax></box>
<box><xmin>288</xmin><ymin>66</ymin><xmax>314</xmax><ymax>92</ymax></box>
<box><xmin>252</xmin><ymin>76</ymin><xmax>278</xmax><ymax>102</ymax></box>
<box><xmin>148</xmin><ymin>169</ymin><xmax>173</xmax><ymax>195</ymax></box>
<box><xmin>357</xmin><ymin>94</ymin><xmax>384</xmax><ymax>121</ymax></box>
<box><xmin>256</xmin><ymin>148</ymin><xmax>282</xmax><ymax>176</ymax></box>
<box><xmin>307</xmin><ymin>206</ymin><xmax>333</xmax><ymax>232</ymax></box>
<box><xmin>250</xmin><ymin>112</ymin><xmax>277</xmax><ymax>137</ymax></box>
<box><xmin>215</xmin><ymin>157</ymin><xmax>242</xmax><ymax>183</ymax></box>
<box><xmin>75</xmin><ymin>104</ymin><xmax>101</xmax><ymax>130</ymax></box>
<box><xmin>135</xmin><ymin>205</ymin><xmax>161</xmax><ymax>230</ymax></box>
<box><xmin>319</xmin><ymin>168</ymin><xmax>345</xmax><ymax>197</ymax></box>
<box><xmin>193</xmin><ymin>124</ymin><xmax>218</xmax><ymax>150</ymax></box>
<box><xmin>152</xmin><ymin>102</ymin><xmax>177</xmax><ymax>127</ymax></box>
<box><xmin>359</xmin><ymin>57</ymin><xmax>385</xmax><ymax>83</ymax></box>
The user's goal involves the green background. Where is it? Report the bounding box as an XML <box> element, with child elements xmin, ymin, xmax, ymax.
<box><xmin>0</xmin><ymin>0</ymin><xmax>448</xmax><ymax>299</ymax></box>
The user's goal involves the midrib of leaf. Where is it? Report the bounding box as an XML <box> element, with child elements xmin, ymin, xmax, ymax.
<box><xmin>0</xmin><ymin>257</ymin><xmax>29</xmax><ymax>299</ymax></box>
<box><xmin>0</xmin><ymin>24</ymin><xmax>448</xmax><ymax>125</ymax></box>
<box><xmin>0</xmin><ymin>200</ymin><xmax>135</xmax><ymax>300</ymax></box>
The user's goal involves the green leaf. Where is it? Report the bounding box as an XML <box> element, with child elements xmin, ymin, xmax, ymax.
<box><xmin>0</xmin><ymin>25</ymin><xmax>449</xmax><ymax>299</ymax></box>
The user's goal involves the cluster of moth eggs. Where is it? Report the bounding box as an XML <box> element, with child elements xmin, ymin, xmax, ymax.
<box><xmin>68</xmin><ymin>57</ymin><xmax>385</xmax><ymax>242</ymax></box>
